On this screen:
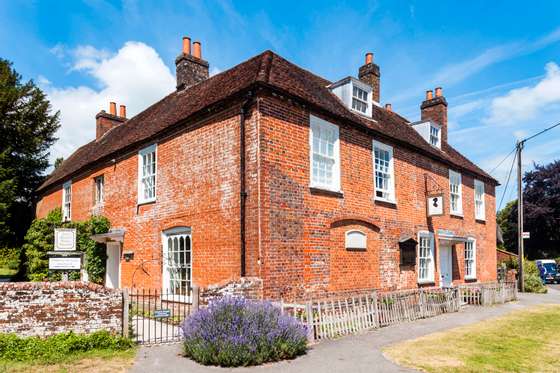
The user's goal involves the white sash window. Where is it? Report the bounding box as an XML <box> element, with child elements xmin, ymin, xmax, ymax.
<box><xmin>138</xmin><ymin>144</ymin><xmax>157</xmax><ymax>204</ymax></box>
<box><xmin>418</xmin><ymin>231</ymin><xmax>435</xmax><ymax>283</ymax></box>
<box><xmin>449</xmin><ymin>170</ymin><xmax>463</xmax><ymax>215</ymax></box>
<box><xmin>373</xmin><ymin>140</ymin><xmax>395</xmax><ymax>203</ymax></box>
<box><xmin>62</xmin><ymin>181</ymin><xmax>72</xmax><ymax>221</ymax></box>
<box><xmin>309</xmin><ymin>115</ymin><xmax>340</xmax><ymax>192</ymax></box>
<box><xmin>474</xmin><ymin>180</ymin><xmax>485</xmax><ymax>220</ymax></box>
<box><xmin>162</xmin><ymin>227</ymin><xmax>192</xmax><ymax>301</ymax></box>
<box><xmin>465</xmin><ymin>239</ymin><xmax>476</xmax><ymax>279</ymax></box>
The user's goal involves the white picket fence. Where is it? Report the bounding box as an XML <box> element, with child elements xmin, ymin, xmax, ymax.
<box><xmin>457</xmin><ymin>281</ymin><xmax>517</xmax><ymax>306</ymax></box>
<box><xmin>278</xmin><ymin>282</ymin><xmax>517</xmax><ymax>342</ymax></box>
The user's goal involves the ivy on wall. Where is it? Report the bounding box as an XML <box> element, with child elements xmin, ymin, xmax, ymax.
<box><xmin>23</xmin><ymin>208</ymin><xmax>110</xmax><ymax>284</ymax></box>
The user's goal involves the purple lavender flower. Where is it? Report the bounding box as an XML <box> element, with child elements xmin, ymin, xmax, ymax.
<box><xmin>180</xmin><ymin>297</ymin><xmax>307</xmax><ymax>366</ymax></box>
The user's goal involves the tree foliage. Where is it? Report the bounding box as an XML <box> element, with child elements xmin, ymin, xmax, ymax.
<box><xmin>0</xmin><ymin>58</ymin><xmax>60</xmax><ymax>248</ymax></box>
<box><xmin>497</xmin><ymin>160</ymin><xmax>560</xmax><ymax>259</ymax></box>
<box><xmin>23</xmin><ymin>208</ymin><xmax>110</xmax><ymax>283</ymax></box>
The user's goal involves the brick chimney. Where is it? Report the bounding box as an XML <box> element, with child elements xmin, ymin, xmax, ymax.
<box><xmin>421</xmin><ymin>87</ymin><xmax>448</xmax><ymax>143</ymax></box>
<box><xmin>96</xmin><ymin>102</ymin><xmax>126</xmax><ymax>140</ymax></box>
<box><xmin>358</xmin><ymin>52</ymin><xmax>380</xmax><ymax>103</ymax></box>
<box><xmin>175</xmin><ymin>36</ymin><xmax>209</xmax><ymax>91</ymax></box>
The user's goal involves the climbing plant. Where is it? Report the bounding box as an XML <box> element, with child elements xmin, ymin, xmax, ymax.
<box><xmin>23</xmin><ymin>208</ymin><xmax>110</xmax><ymax>283</ymax></box>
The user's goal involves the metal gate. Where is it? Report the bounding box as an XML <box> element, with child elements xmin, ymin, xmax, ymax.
<box><xmin>128</xmin><ymin>288</ymin><xmax>196</xmax><ymax>344</ymax></box>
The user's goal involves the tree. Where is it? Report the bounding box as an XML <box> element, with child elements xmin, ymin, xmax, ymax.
<box><xmin>497</xmin><ymin>200</ymin><xmax>517</xmax><ymax>253</ymax></box>
<box><xmin>0</xmin><ymin>58</ymin><xmax>60</xmax><ymax>248</ymax></box>
<box><xmin>497</xmin><ymin>160</ymin><xmax>560</xmax><ymax>259</ymax></box>
<box><xmin>54</xmin><ymin>157</ymin><xmax>64</xmax><ymax>169</ymax></box>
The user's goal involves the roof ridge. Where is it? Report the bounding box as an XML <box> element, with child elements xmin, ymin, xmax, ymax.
<box><xmin>255</xmin><ymin>50</ymin><xmax>274</xmax><ymax>83</ymax></box>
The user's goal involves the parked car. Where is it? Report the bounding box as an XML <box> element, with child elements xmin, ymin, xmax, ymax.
<box><xmin>536</xmin><ymin>260</ymin><xmax>560</xmax><ymax>284</ymax></box>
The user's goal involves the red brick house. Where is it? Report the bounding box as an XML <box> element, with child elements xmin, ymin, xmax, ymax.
<box><xmin>36</xmin><ymin>37</ymin><xmax>498</xmax><ymax>300</ymax></box>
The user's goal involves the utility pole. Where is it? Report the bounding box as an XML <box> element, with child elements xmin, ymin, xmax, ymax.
<box><xmin>517</xmin><ymin>140</ymin><xmax>524</xmax><ymax>292</ymax></box>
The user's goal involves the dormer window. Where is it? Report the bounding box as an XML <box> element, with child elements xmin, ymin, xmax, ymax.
<box><xmin>410</xmin><ymin>121</ymin><xmax>441</xmax><ymax>149</ymax></box>
<box><xmin>352</xmin><ymin>86</ymin><xmax>368</xmax><ymax>113</ymax></box>
<box><xmin>429</xmin><ymin>125</ymin><xmax>440</xmax><ymax>147</ymax></box>
<box><xmin>329</xmin><ymin>77</ymin><xmax>372</xmax><ymax>117</ymax></box>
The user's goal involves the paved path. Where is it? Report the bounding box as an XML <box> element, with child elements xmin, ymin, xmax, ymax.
<box><xmin>131</xmin><ymin>288</ymin><xmax>560</xmax><ymax>373</ymax></box>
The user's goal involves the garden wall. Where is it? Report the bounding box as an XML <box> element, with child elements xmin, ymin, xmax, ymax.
<box><xmin>0</xmin><ymin>281</ymin><xmax>123</xmax><ymax>337</ymax></box>
<box><xmin>200</xmin><ymin>277</ymin><xmax>263</xmax><ymax>305</ymax></box>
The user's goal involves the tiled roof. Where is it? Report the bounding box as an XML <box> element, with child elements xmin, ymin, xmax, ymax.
<box><xmin>39</xmin><ymin>50</ymin><xmax>496</xmax><ymax>192</ymax></box>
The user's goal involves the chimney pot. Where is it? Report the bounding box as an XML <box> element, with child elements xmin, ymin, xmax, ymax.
<box><xmin>193</xmin><ymin>41</ymin><xmax>201</xmax><ymax>59</ymax></box>
<box><xmin>385</xmin><ymin>103</ymin><xmax>392</xmax><ymax>112</ymax></box>
<box><xmin>435</xmin><ymin>87</ymin><xmax>443</xmax><ymax>97</ymax></box>
<box><xmin>119</xmin><ymin>105</ymin><xmax>126</xmax><ymax>118</ymax></box>
<box><xmin>182</xmin><ymin>36</ymin><xmax>191</xmax><ymax>55</ymax></box>
<box><xmin>365</xmin><ymin>52</ymin><xmax>373</xmax><ymax>64</ymax></box>
<box><xmin>109</xmin><ymin>102</ymin><xmax>117</xmax><ymax>115</ymax></box>
<box><xmin>426</xmin><ymin>90</ymin><xmax>433</xmax><ymax>100</ymax></box>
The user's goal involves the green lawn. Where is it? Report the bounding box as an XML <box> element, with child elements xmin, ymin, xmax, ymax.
<box><xmin>0</xmin><ymin>348</ymin><xmax>137</xmax><ymax>373</ymax></box>
<box><xmin>384</xmin><ymin>305</ymin><xmax>560</xmax><ymax>373</ymax></box>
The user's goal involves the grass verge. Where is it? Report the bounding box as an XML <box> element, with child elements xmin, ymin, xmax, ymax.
<box><xmin>0</xmin><ymin>348</ymin><xmax>136</xmax><ymax>373</ymax></box>
<box><xmin>384</xmin><ymin>305</ymin><xmax>560</xmax><ymax>373</ymax></box>
<box><xmin>0</xmin><ymin>331</ymin><xmax>137</xmax><ymax>373</ymax></box>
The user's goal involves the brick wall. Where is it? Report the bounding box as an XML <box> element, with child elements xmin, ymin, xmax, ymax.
<box><xmin>0</xmin><ymin>282</ymin><xmax>122</xmax><ymax>337</ymax></box>
<box><xmin>37</xmin><ymin>103</ymin><xmax>258</xmax><ymax>290</ymax></box>
<box><xmin>199</xmin><ymin>277</ymin><xmax>263</xmax><ymax>305</ymax></box>
<box><xmin>258</xmin><ymin>93</ymin><xmax>497</xmax><ymax>300</ymax></box>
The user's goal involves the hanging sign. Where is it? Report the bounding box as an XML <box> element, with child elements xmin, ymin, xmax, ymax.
<box><xmin>49</xmin><ymin>256</ymin><xmax>81</xmax><ymax>270</ymax></box>
<box><xmin>54</xmin><ymin>228</ymin><xmax>77</xmax><ymax>251</ymax></box>
<box><xmin>427</xmin><ymin>195</ymin><xmax>444</xmax><ymax>216</ymax></box>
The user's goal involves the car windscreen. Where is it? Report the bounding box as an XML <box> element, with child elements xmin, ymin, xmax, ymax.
<box><xmin>542</xmin><ymin>263</ymin><xmax>557</xmax><ymax>273</ymax></box>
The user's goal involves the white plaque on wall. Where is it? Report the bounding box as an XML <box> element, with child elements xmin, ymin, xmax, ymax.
<box><xmin>49</xmin><ymin>257</ymin><xmax>81</xmax><ymax>270</ymax></box>
<box><xmin>54</xmin><ymin>228</ymin><xmax>77</xmax><ymax>251</ymax></box>
<box><xmin>427</xmin><ymin>195</ymin><xmax>444</xmax><ymax>216</ymax></box>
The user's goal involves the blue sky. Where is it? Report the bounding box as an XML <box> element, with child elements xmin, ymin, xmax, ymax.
<box><xmin>2</xmin><ymin>1</ymin><xmax>560</xmax><ymax>208</ymax></box>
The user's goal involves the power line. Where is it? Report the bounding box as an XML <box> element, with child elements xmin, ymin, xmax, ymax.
<box><xmin>521</xmin><ymin>120</ymin><xmax>560</xmax><ymax>143</ymax></box>
<box><xmin>489</xmin><ymin>146</ymin><xmax>517</xmax><ymax>175</ymax></box>
<box><xmin>498</xmin><ymin>150</ymin><xmax>517</xmax><ymax>211</ymax></box>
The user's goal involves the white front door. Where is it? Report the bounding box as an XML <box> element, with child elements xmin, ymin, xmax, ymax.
<box><xmin>439</xmin><ymin>242</ymin><xmax>453</xmax><ymax>287</ymax></box>
<box><xmin>105</xmin><ymin>242</ymin><xmax>121</xmax><ymax>288</ymax></box>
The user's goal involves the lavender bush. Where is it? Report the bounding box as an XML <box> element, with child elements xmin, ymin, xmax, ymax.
<box><xmin>181</xmin><ymin>297</ymin><xmax>308</xmax><ymax>366</ymax></box>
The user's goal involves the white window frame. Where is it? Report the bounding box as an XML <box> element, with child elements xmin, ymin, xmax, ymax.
<box><xmin>449</xmin><ymin>170</ymin><xmax>463</xmax><ymax>216</ymax></box>
<box><xmin>94</xmin><ymin>175</ymin><xmax>104</xmax><ymax>206</ymax></box>
<box><xmin>429</xmin><ymin>125</ymin><xmax>440</xmax><ymax>147</ymax></box>
<box><xmin>309</xmin><ymin>115</ymin><xmax>341</xmax><ymax>192</ymax></box>
<box><xmin>161</xmin><ymin>227</ymin><xmax>192</xmax><ymax>302</ymax></box>
<box><xmin>351</xmin><ymin>85</ymin><xmax>369</xmax><ymax>114</ymax></box>
<box><xmin>417</xmin><ymin>231</ymin><xmax>435</xmax><ymax>283</ymax></box>
<box><xmin>345</xmin><ymin>230</ymin><xmax>367</xmax><ymax>250</ymax></box>
<box><xmin>464</xmin><ymin>238</ymin><xmax>477</xmax><ymax>280</ymax></box>
<box><xmin>62</xmin><ymin>181</ymin><xmax>72</xmax><ymax>222</ymax></box>
<box><xmin>138</xmin><ymin>144</ymin><xmax>157</xmax><ymax>204</ymax></box>
<box><xmin>474</xmin><ymin>179</ymin><xmax>485</xmax><ymax>221</ymax></box>
<box><xmin>373</xmin><ymin>140</ymin><xmax>396</xmax><ymax>203</ymax></box>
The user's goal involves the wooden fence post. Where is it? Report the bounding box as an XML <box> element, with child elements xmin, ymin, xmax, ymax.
<box><xmin>305</xmin><ymin>301</ymin><xmax>314</xmax><ymax>343</ymax></box>
<box><xmin>372</xmin><ymin>291</ymin><xmax>379</xmax><ymax>327</ymax></box>
<box><xmin>122</xmin><ymin>288</ymin><xmax>130</xmax><ymax>338</ymax></box>
<box><xmin>192</xmin><ymin>285</ymin><xmax>200</xmax><ymax>313</ymax></box>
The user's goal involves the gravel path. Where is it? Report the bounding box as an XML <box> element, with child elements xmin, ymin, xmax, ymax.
<box><xmin>131</xmin><ymin>288</ymin><xmax>560</xmax><ymax>373</ymax></box>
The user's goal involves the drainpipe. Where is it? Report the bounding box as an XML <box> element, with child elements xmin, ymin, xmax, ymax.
<box><xmin>240</xmin><ymin>91</ymin><xmax>253</xmax><ymax>277</ymax></box>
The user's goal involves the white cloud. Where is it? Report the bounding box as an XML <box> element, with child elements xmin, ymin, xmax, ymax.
<box><xmin>484</xmin><ymin>62</ymin><xmax>560</xmax><ymax>125</ymax></box>
<box><xmin>44</xmin><ymin>41</ymin><xmax>175</xmax><ymax>162</ymax></box>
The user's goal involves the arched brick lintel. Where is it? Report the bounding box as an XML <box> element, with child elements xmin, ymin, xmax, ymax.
<box><xmin>329</xmin><ymin>216</ymin><xmax>380</xmax><ymax>232</ymax></box>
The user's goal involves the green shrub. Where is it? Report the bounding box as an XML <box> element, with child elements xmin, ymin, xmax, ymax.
<box><xmin>523</xmin><ymin>260</ymin><xmax>547</xmax><ymax>293</ymax></box>
<box><xmin>23</xmin><ymin>208</ymin><xmax>110</xmax><ymax>283</ymax></box>
<box><xmin>0</xmin><ymin>330</ymin><xmax>134</xmax><ymax>363</ymax></box>
<box><xmin>0</xmin><ymin>247</ymin><xmax>20</xmax><ymax>272</ymax></box>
